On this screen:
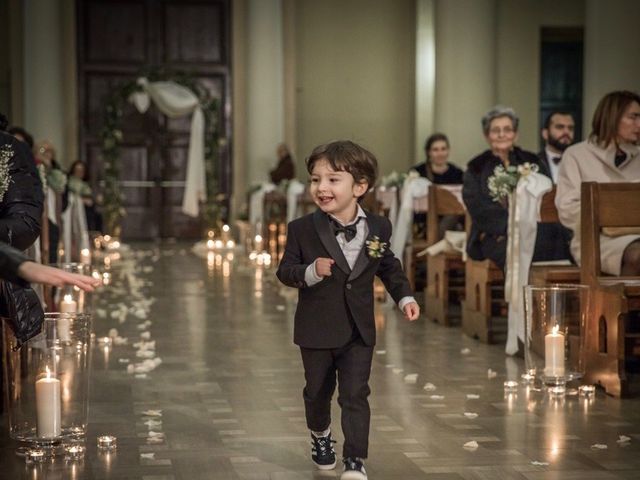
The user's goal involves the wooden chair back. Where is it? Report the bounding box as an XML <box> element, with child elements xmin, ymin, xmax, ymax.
<box><xmin>581</xmin><ymin>182</ymin><xmax>640</xmax><ymax>285</ymax></box>
<box><xmin>539</xmin><ymin>186</ymin><xmax>559</xmax><ymax>224</ymax></box>
<box><xmin>426</xmin><ymin>186</ymin><xmax>466</xmax><ymax>246</ymax></box>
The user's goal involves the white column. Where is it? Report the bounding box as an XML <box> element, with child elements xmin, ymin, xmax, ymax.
<box><xmin>415</xmin><ymin>0</ymin><xmax>436</xmax><ymax>162</ymax></box>
<box><xmin>434</xmin><ymin>0</ymin><xmax>497</xmax><ymax>166</ymax></box>
<box><xmin>583</xmin><ymin>0</ymin><xmax>640</xmax><ymax>137</ymax></box>
<box><xmin>246</xmin><ymin>0</ymin><xmax>285</xmax><ymax>184</ymax></box>
<box><xmin>23</xmin><ymin>0</ymin><xmax>66</xmax><ymax>161</ymax></box>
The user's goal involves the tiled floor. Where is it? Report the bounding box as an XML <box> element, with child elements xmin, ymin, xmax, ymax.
<box><xmin>2</xmin><ymin>243</ymin><xmax>640</xmax><ymax>479</ymax></box>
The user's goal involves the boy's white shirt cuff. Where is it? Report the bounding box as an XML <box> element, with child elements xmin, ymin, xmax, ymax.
<box><xmin>304</xmin><ymin>260</ymin><xmax>323</xmax><ymax>287</ymax></box>
<box><xmin>398</xmin><ymin>296</ymin><xmax>416</xmax><ymax>311</ymax></box>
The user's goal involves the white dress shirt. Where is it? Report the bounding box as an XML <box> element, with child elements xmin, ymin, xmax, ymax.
<box><xmin>545</xmin><ymin>148</ymin><xmax>561</xmax><ymax>184</ymax></box>
<box><xmin>304</xmin><ymin>204</ymin><xmax>416</xmax><ymax>310</ymax></box>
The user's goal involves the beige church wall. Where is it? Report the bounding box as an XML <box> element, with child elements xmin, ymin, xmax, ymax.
<box><xmin>293</xmin><ymin>0</ymin><xmax>416</xmax><ymax>178</ymax></box>
<box><xmin>495</xmin><ymin>0</ymin><xmax>584</xmax><ymax>154</ymax></box>
<box><xmin>433</xmin><ymin>0</ymin><xmax>497</xmax><ymax>168</ymax></box>
<box><xmin>583</xmin><ymin>0</ymin><xmax>640</xmax><ymax>138</ymax></box>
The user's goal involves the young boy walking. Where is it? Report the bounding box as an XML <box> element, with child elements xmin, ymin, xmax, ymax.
<box><xmin>276</xmin><ymin>140</ymin><xmax>420</xmax><ymax>479</ymax></box>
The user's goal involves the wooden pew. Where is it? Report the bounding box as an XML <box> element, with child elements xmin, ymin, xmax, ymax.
<box><xmin>461</xmin><ymin>212</ymin><xmax>506</xmax><ymax>343</ymax></box>
<box><xmin>580</xmin><ymin>182</ymin><xmax>640</xmax><ymax>397</ymax></box>
<box><xmin>424</xmin><ymin>186</ymin><xmax>465</xmax><ymax>325</ymax></box>
<box><xmin>529</xmin><ymin>187</ymin><xmax>580</xmax><ymax>286</ymax></box>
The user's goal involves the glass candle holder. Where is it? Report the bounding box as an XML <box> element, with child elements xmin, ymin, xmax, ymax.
<box><xmin>55</xmin><ymin>263</ymin><xmax>93</xmax><ymax>314</ymax></box>
<box><xmin>523</xmin><ymin>284</ymin><xmax>589</xmax><ymax>387</ymax></box>
<box><xmin>2</xmin><ymin>313</ymin><xmax>92</xmax><ymax>449</ymax></box>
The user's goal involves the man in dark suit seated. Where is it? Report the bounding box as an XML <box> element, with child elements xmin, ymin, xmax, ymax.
<box><xmin>534</xmin><ymin>111</ymin><xmax>576</xmax><ymax>263</ymax></box>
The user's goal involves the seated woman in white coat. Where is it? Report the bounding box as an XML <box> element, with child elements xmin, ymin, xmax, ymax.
<box><xmin>556</xmin><ymin>90</ymin><xmax>640</xmax><ymax>275</ymax></box>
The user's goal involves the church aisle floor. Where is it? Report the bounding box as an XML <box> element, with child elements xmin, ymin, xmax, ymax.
<box><xmin>2</xmin><ymin>243</ymin><xmax>640</xmax><ymax>479</ymax></box>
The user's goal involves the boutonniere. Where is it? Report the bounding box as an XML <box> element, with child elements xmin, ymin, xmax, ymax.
<box><xmin>365</xmin><ymin>235</ymin><xmax>387</xmax><ymax>258</ymax></box>
<box><xmin>0</xmin><ymin>145</ymin><xmax>14</xmax><ymax>203</ymax></box>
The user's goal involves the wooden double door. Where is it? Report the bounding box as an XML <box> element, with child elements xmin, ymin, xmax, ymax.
<box><xmin>77</xmin><ymin>0</ymin><xmax>232</xmax><ymax>239</ymax></box>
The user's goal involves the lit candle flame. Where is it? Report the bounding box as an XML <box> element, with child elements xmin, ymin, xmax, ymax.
<box><xmin>222</xmin><ymin>224</ymin><xmax>230</xmax><ymax>232</ymax></box>
<box><xmin>63</xmin><ymin>294</ymin><xmax>73</xmax><ymax>303</ymax></box>
<box><xmin>552</xmin><ymin>325</ymin><xmax>560</xmax><ymax>335</ymax></box>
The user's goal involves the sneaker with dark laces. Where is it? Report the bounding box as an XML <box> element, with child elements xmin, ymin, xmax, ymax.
<box><xmin>311</xmin><ymin>431</ymin><xmax>337</xmax><ymax>470</ymax></box>
<box><xmin>341</xmin><ymin>457</ymin><xmax>367</xmax><ymax>480</ymax></box>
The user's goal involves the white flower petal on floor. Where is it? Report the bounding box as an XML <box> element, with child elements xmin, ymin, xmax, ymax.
<box><xmin>429</xmin><ymin>395</ymin><xmax>444</xmax><ymax>400</ymax></box>
<box><xmin>590</xmin><ymin>444</ymin><xmax>608</xmax><ymax>450</ymax></box>
<box><xmin>140</xmin><ymin>331</ymin><xmax>151</xmax><ymax>340</ymax></box>
<box><xmin>487</xmin><ymin>369</ymin><xmax>497</xmax><ymax>379</ymax></box>
<box><xmin>276</xmin><ymin>305</ymin><xmax>286</xmax><ymax>311</ymax></box>
<box><xmin>530</xmin><ymin>461</ymin><xmax>549</xmax><ymax>466</ymax></box>
<box><xmin>142</xmin><ymin>410</ymin><xmax>163</xmax><ymax>417</ymax></box>
<box><xmin>617</xmin><ymin>435</ymin><xmax>631</xmax><ymax>444</ymax></box>
<box><xmin>392</xmin><ymin>368</ymin><xmax>404</xmax><ymax>374</ymax></box>
<box><xmin>463</xmin><ymin>412</ymin><xmax>478</xmax><ymax>419</ymax></box>
<box><xmin>463</xmin><ymin>441</ymin><xmax>478</xmax><ymax>450</ymax></box>
<box><xmin>135</xmin><ymin>373</ymin><xmax>148</xmax><ymax>379</ymax></box>
<box><xmin>466</xmin><ymin>394</ymin><xmax>480</xmax><ymax>399</ymax></box>
<box><xmin>144</xmin><ymin>419</ymin><xmax>162</xmax><ymax>428</ymax></box>
<box><xmin>140</xmin><ymin>453</ymin><xmax>155</xmax><ymax>459</ymax></box>
<box><xmin>460</xmin><ymin>348</ymin><xmax>471</xmax><ymax>355</ymax></box>
<box><xmin>423</xmin><ymin>383</ymin><xmax>436</xmax><ymax>391</ymax></box>
<box><xmin>404</xmin><ymin>374</ymin><xmax>418</xmax><ymax>384</ymax></box>
<box><xmin>118</xmin><ymin>358</ymin><xmax>130</xmax><ymax>364</ymax></box>
<box><xmin>375</xmin><ymin>350</ymin><xmax>386</xmax><ymax>355</ymax></box>
<box><xmin>108</xmin><ymin>328</ymin><xmax>119</xmax><ymax>338</ymax></box>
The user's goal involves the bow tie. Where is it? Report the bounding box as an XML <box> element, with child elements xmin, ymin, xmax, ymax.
<box><xmin>550</xmin><ymin>156</ymin><xmax>561</xmax><ymax>165</ymax></box>
<box><xmin>330</xmin><ymin>217</ymin><xmax>361</xmax><ymax>242</ymax></box>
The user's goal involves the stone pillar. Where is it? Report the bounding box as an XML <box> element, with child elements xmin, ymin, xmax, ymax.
<box><xmin>23</xmin><ymin>0</ymin><xmax>67</xmax><ymax>161</ymax></box>
<box><xmin>434</xmin><ymin>0</ymin><xmax>497</xmax><ymax>166</ymax></box>
<box><xmin>583</xmin><ymin>0</ymin><xmax>640</xmax><ymax>136</ymax></box>
<box><xmin>246</xmin><ymin>0</ymin><xmax>285</xmax><ymax>184</ymax></box>
<box><xmin>415</xmin><ymin>0</ymin><xmax>436</xmax><ymax>161</ymax></box>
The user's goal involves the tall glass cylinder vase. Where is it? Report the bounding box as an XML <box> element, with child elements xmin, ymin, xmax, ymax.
<box><xmin>2</xmin><ymin>312</ymin><xmax>92</xmax><ymax>450</ymax></box>
<box><xmin>523</xmin><ymin>284</ymin><xmax>588</xmax><ymax>389</ymax></box>
<box><xmin>55</xmin><ymin>263</ymin><xmax>93</xmax><ymax>314</ymax></box>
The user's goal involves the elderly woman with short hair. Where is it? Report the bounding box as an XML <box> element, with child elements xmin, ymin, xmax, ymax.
<box><xmin>462</xmin><ymin>106</ymin><xmax>541</xmax><ymax>270</ymax></box>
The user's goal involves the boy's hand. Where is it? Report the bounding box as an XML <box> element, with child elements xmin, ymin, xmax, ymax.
<box><xmin>314</xmin><ymin>258</ymin><xmax>335</xmax><ymax>277</ymax></box>
<box><xmin>403</xmin><ymin>302</ymin><xmax>420</xmax><ymax>321</ymax></box>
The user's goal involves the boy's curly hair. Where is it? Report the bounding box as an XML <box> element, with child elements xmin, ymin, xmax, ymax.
<box><xmin>306</xmin><ymin>140</ymin><xmax>378</xmax><ymax>195</ymax></box>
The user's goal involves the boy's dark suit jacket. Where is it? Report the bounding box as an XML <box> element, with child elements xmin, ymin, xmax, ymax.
<box><xmin>276</xmin><ymin>209</ymin><xmax>413</xmax><ymax>349</ymax></box>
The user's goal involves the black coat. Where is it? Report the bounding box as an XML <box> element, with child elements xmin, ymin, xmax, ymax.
<box><xmin>276</xmin><ymin>209</ymin><xmax>413</xmax><ymax>349</ymax></box>
<box><xmin>463</xmin><ymin>147</ymin><xmax>538</xmax><ymax>268</ymax></box>
<box><xmin>0</xmin><ymin>132</ymin><xmax>44</xmax><ymax>345</ymax></box>
<box><xmin>0</xmin><ymin>132</ymin><xmax>43</xmax><ymax>250</ymax></box>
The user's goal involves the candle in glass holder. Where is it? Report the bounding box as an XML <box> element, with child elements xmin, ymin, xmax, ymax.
<box><xmin>36</xmin><ymin>367</ymin><xmax>61</xmax><ymax>438</ymax></box>
<box><xmin>222</xmin><ymin>224</ymin><xmax>231</xmax><ymax>241</ymax></box>
<box><xmin>65</xmin><ymin>444</ymin><xmax>85</xmax><ymax>459</ymax></box>
<box><xmin>206</xmin><ymin>239</ymin><xmax>215</xmax><ymax>250</ymax></box>
<box><xmin>544</xmin><ymin>325</ymin><xmax>565</xmax><ymax>378</ymax></box>
<box><xmin>97</xmin><ymin>435</ymin><xmax>117</xmax><ymax>450</ymax></box>
<box><xmin>80</xmin><ymin>248</ymin><xmax>91</xmax><ymax>265</ymax></box>
<box><xmin>58</xmin><ymin>294</ymin><xmax>76</xmax><ymax>342</ymax></box>
<box><xmin>254</xmin><ymin>234</ymin><xmax>263</xmax><ymax>251</ymax></box>
<box><xmin>26</xmin><ymin>448</ymin><xmax>46</xmax><ymax>463</ymax></box>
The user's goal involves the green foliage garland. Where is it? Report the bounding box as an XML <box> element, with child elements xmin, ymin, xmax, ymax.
<box><xmin>101</xmin><ymin>69</ymin><xmax>221</xmax><ymax>235</ymax></box>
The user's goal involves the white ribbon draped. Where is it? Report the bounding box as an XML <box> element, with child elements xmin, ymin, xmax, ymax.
<box><xmin>249</xmin><ymin>183</ymin><xmax>276</xmax><ymax>229</ymax></box>
<box><xmin>129</xmin><ymin>78</ymin><xmax>206</xmax><ymax>217</ymax></box>
<box><xmin>376</xmin><ymin>187</ymin><xmax>399</xmax><ymax>228</ymax></box>
<box><xmin>286</xmin><ymin>180</ymin><xmax>306</xmax><ymax>224</ymax></box>
<box><xmin>62</xmin><ymin>193</ymin><xmax>90</xmax><ymax>262</ymax></box>
<box><xmin>390</xmin><ymin>177</ymin><xmax>431</xmax><ymax>264</ymax></box>
<box><xmin>504</xmin><ymin>172</ymin><xmax>552</xmax><ymax>355</ymax></box>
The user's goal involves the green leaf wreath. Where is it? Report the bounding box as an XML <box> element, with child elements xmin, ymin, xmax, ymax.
<box><xmin>101</xmin><ymin>68</ymin><xmax>221</xmax><ymax>235</ymax></box>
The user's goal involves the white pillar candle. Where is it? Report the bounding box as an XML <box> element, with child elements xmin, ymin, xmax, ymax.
<box><xmin>80</xmin><ymin>248</ymin><xmax>91</xmax><ymax>265</ymax></box>
<box><xmin>544</xmin><ymin>325</ymin><xmax>565</xmax><ymax>378</ymax></box>
<box><xmin>58</xmin><ymin>294</ymin><xmax>77</xmax><ymax>342</ymax></box>
<box><xmin>36</xmin><ymin>369</ymin><xmax>61</xmax><ymax>438</ymax></box>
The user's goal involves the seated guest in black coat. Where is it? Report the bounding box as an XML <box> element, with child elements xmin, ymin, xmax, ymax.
<box><xmin>0</xmin><ymin>129</ymin><xmax>43</xmax><ymax>251</ymax></box>
<box><xmin>411</xmin><ymin>133</ymin><xmax>464</xmax><ymax>238</ymax></box>
<box><xmin>463</xmin><ymin>106</ymin><xmax>567</xmax><ymax>271</ymax></box>
<box><xmin>269</xmin><ymin>143</ymin><xmax>295</xmax><ymax>185</ymax></box>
